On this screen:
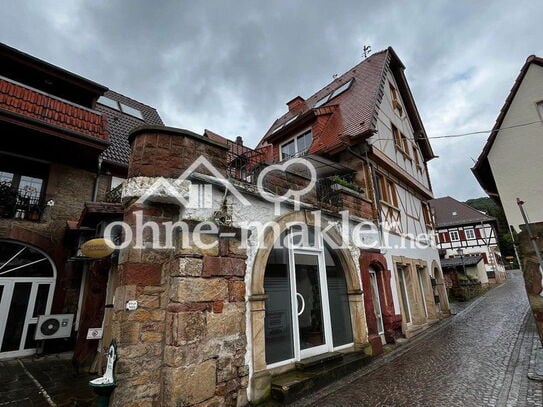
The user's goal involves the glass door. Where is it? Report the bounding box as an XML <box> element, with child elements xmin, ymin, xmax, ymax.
<box><xmin>292</xmin><ymin>252</ymin><xmax>331</xmax><ymax>359</ymax></box>
<box><xmin>0</xmin><ymin>240</ymin><xmax>55</xmax><ymax>359</ymax></box>
<box><xmin>369</xmin><ymin>269</ymin><xmax>384</xmax><ymax>335</ymax></box>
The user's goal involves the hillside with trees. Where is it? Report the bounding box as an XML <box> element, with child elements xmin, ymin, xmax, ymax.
<box><xmin>465</xmin><ymin>197</ymin><xmax>517</xmax><ymax>266</ymax></box>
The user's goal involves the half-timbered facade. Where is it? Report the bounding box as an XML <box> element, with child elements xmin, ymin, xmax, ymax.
<box><xmin>429</xmin><ymin>196</ymin><xmax>506</xmax><ymax>284</ymax></box>
<box><xmin>257</xmin><ymin>47</ymin><xmax>449</xmax><ymax>347</ymax></box>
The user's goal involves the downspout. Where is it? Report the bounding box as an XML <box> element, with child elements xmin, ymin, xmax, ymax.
<box><xmin>92</xmin><ymin>157</ymin><xmax>103</xmax><ymax>202</ymax></box>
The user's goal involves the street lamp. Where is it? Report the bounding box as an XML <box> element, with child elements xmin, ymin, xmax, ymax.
<box><xmin>456</xmin><ymin>248</ymin><xmax>467</xmax><ymax>275</ymax></box>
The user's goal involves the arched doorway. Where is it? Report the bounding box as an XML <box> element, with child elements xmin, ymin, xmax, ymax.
<box><xmin>248</xmin><ymin>212</ymin><xmax>365</xmax><ymax>402</ymax></box>
<box><xmin>263</xmin><ymin>226</ymin><xmax>354</xmax><ymax>366</ymax></box>
<box><xmin>0</xmin><ymin>239</ymin><xmax>56</xmax><ymax>358</ymax></box>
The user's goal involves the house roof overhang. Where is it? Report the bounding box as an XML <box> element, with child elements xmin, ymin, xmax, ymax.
<box><xmin>472</xmin><ymin>54</ymin><xmax>543</xmax><ymax>197</ymax></box>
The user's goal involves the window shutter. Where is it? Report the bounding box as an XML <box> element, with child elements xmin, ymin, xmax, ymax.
<box><xmin>440</xmin><ymin>232</ymin><xmax>449</xmax><ymax>243</ymax></box>
<box><xmin>482</xmin><ymin>253</ymin><xmax>488</xmax><ymax>264</ymax></box>
<box><xmin>474</xmin><ymin>228</ymin><xmax>481</xmax><ymax>238</ymax></box>
<box><xmin>459</xmin><ymin>230</ymin><xmax>466</xmax><ymax>240</ymax></box>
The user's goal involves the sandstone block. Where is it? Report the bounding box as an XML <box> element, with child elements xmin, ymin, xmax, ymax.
<box><xmin>167</xmin><ymin>311</ymin><xmax>207</xmax><ymax>345</ymax></box>
<box><xmin>170</xmin><ymin>277</ymin><xmax>228</xmax><ymax>302</ymax></box>
<box><xmin>178</xmin><ymin>233</ymin><xmax>219</xmax><ymax>257</ymax></box>
<box><xmin>228</xmin><ymin>281</ymin><xmax>246</xmax><ymax>302</ymax></box>
<box><xmin>163</xmin><ymin>360</ymin><xmax>217</xmax><ymax>405</ymax></box>
<box><xmin>207</xmin><ymin>304</ymin><xmax>245</xmax><ymax>338</ymax></box>
<box><xmin>202</xmin><ymin>256</ymin><xmax>246</xmax><ymax>278</ymax></box>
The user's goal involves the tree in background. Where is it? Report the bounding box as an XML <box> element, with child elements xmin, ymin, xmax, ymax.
<box><xmin>465</xmin><ymin>197</ymin><xmax>517</xmax><ymax>268</ymax></box>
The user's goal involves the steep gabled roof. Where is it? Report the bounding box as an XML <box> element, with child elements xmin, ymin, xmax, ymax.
<box><xmin>429</xmin><ymin>196</ymin><xmax>495</xmax><ymax>228</ymax></box>
<box><xmin>472</xmin><ymin>55</ymin><xmax>543</xmax><ymax>196</ymax></box>
<box><xmin>258</xmin><ymin>47</ymin><xmax>434</xmax><ymax>159</ymax></box>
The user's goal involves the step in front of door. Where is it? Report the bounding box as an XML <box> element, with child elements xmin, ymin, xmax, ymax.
<box><xmin>270</xmin><ymin>351</ymin><xmax>373</xmax><ymax>404</ymax></box>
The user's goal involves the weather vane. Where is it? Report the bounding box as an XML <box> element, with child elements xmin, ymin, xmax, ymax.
<box><xmin>362</xmin><ymin>45</ymin><xmax>372</xmax><ymax>58</ymax></box>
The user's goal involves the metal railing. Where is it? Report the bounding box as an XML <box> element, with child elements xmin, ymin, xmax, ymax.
<box><xmin>225</xmin><ymin>140</ymin><xmax>266</xmax><ymax>184</ymax></box>
<box><xmin>0</xmin><ymin>187</ymin><xmax>45</xmax><ymax>222</ymax></box>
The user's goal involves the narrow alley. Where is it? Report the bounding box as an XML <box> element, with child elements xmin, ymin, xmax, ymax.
<box><xmin>296</xmin><ymin>270</ymin><xmax>543</xmax><ymax>406</ymax></box>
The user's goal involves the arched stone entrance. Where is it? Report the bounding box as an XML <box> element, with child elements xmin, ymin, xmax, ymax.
<box><xmin>248</xmin><ymin>211</ymin><xmax>365</xmax><ymax>403</ymax></box>
<box><xmin>0</xmin><ymin>239</ymin><xmax>56</xmax><ymax>358</ymax></box>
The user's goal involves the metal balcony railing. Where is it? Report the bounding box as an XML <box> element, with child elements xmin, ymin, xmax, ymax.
<box><xmin>0</xmin><ymin>183</ymin><xmax>46</xmax><ymax>222</ymax></box>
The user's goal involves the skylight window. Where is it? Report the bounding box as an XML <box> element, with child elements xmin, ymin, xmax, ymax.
<box><xmin>97</xmin><ymin>96</ymin><xmax>120</xmax><ymax>110</ymax></box>
<box><xmin>330</xmin><ymin>79</ymin><xmax>353</xmax><ymax>99</ymax></box>
<box><xmin>283</xmin><ymin>114</ymin><xmax>298</xmax><ymax>128</ymax></box>
<box><xmin>312</xmin><ymin>79</ymin><xmax>354</xmax><ymax>108</ymax></box>
<box><xmin>97</xmin><ymin>96</ymin><xmax>144</xmax><ymax>120</ymax></box>
<box><xmin>314</xmin><ymin>96</ymin><xmax>329</xmax><ymax>108</ymax></box>
<box><xmin>120</xmin><ymin>103</ymin><xmax>144</xmax><ymax>119</ymax></box>
<box><xmin>270</xmin><ymin>114</ymin><xmax>299</xmax><ymax>134</ymax></box>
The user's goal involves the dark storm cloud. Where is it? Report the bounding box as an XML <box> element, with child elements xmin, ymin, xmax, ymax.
<box><xmin>1</xmin><ymin>0</ymin><xmax>542</xmax><ymax>201</ymax></box>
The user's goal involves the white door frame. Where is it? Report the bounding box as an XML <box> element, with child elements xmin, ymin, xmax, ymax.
<box><xmin>369</xmin><ymin>269</ymin><xmax>385</xmax><ymax>335</ymax></box>
<box><xmin>0</xmin><ymin>240</ymin><xmax>56</xmax><ymax>359</ymax></box>
<box><xmin>289</xmin><ymin>249</ymin><xmax>333</xmax><ymax>360</ymax></box>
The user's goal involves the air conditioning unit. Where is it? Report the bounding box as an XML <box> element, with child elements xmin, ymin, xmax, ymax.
<box><xmin>35</xmin><ymin>314</ymin><xmax>74</xmax><ymax>340</ymax></box>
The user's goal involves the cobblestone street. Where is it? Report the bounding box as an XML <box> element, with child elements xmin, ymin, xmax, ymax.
<box><xmin>296</xmin><ymin>270</ymin><xmax>543</xmax><ymax>406</ymax></box>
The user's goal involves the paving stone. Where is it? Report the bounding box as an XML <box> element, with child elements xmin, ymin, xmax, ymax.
<box><xmin>0</xmin><ymin>354</ymin><xmax>97</xmax><ymax>406</ymax></box>
<box><xmin>293</xmin><ymin>270</ymin><xmax>543</xmax><ymax>407</ymax></box>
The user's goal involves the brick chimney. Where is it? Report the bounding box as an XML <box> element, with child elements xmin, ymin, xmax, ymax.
<box><xmin>286</xmin><ymin>96</ymin><xmax>306</xmax><ymax>113</ymax></box>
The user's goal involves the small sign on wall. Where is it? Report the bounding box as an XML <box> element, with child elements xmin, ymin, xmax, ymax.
<box><xmin>86</xmin><ymin>328</ymin><xmax>103</xmax><ymax>340</ymax></box>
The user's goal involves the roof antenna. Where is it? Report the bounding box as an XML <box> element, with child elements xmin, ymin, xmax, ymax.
<box><xmin>362</xmin><ymin>45</ymin><xmax>372</xmax><ymax>58</ymax></box>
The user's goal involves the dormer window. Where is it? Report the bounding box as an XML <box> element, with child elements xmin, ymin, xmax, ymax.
<box><xmin>280</xmin><ymin>130</ymin><xmax>313</xmax><ymax>160</ymax></box>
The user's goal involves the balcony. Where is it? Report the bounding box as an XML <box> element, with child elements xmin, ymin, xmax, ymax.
<box><xmin>0</xmin><ymin>181</ymin><xmax>46</xmax><ymax>222</ymax></box>
<box><xmin>0</xmin><ymin>76</ymin><xmax>108</xmax><ymax>147</ymax></box>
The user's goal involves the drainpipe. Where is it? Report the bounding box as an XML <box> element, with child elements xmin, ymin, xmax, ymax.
<box><xmin>92</xmin><ymin>157</ymin><xmax>103</xmax><ymax>202</ymax></box>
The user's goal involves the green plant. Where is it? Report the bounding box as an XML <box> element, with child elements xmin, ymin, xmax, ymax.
<box><xmin>0</xmin><ymin>180</ymin><xmax>17</xmax><ymax>217</ymax></box>
<box><xmin>330</xmin><ymin>175</ymin><xmax>361</xmax><ymax>192</ymax></box>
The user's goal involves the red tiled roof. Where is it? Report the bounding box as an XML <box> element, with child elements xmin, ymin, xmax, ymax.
<box><xmin>260</xmin><ymin>50</ymin><xmax>388</xmax><ymax>154</ymax></box>
<box><xmin>0</xmin><ymin>78</ymin><xmax>108</xmax><ymax>143</ymax></box>
<box><xmin>259</xmin><ymin>47</ymin><xmax>434</xmax><ymax>160</ymax></box>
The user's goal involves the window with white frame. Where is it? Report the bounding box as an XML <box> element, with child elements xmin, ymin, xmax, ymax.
<box><xmin>449</xmin><ymin>230</ymin><xmax>460</xmax><ymax>241</ymax></box>
<box><xmin>464</xmin><ymin>228</ymin><xmax>476</xmax><ymax>240</ymax></box>
<box><xmin>280</xmin><ymin>130</ymin><xmax>313</xmax><ymax>160</ymax></box>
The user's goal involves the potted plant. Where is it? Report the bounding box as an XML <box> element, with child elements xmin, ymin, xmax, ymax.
<box><xmin>330</xmin><ymin>175</ymin><xmax>363</xmax><ymax>193</ymax></box>
<box><xmin>25</xmin><ymin>204</ymin><xmax>41</xmax><ymax>221</ymax></box>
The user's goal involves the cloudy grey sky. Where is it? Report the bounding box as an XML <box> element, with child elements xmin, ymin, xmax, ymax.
<box><xmin>1</xmin><ymin>1</ymin><xmax>541</xmax><ymax>200</ymax></box>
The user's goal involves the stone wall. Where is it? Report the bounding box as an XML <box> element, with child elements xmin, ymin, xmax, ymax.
<box><xmin>0</xmin><ymin>163</ymin><xmax>111</xmax><ymax>315</ymax></box>
<box><xmin>110</xmin><ymin>126</ymin><xmax>248</xmax><ymax>406</ymax></box>
<box><xmin>517</xmin><ymin>222</ymin><xmax>543</xmax><ymax>342</ymax></box>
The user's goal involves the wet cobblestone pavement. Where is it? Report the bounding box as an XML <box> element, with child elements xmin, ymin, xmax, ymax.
<box><xmin>0</xmin><ymin>354</ymin><xmax>96</xmax><ymax>406</ymax></box>
<box><xmin>296</xmin><ymin>270</ymin><xmax>543</xmax><ymax>406</ymax></box>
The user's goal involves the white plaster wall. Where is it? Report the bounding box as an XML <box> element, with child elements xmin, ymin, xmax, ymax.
<box><xmin>370</xmin><ymin>69</ymin><xmax>431</xmax><ymax>189</ymax></box>
<box><xmin>383</xmin><ymin>233</ymin><xmax>442</xmax><ymax>315</ymax></box>
<box><xmin>488</xmin><ymin>63</ymin><xmax>543</xmax><ymax>231</ymax></box>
